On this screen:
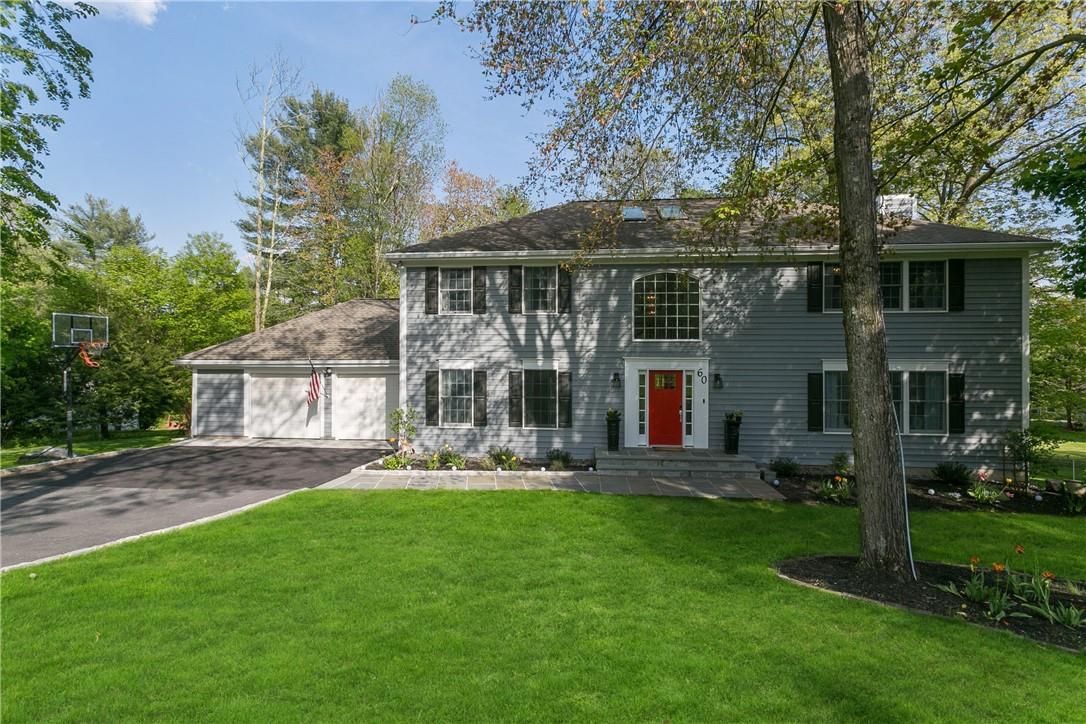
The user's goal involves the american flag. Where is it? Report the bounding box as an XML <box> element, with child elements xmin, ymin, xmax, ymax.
<box><xmin>306</xmin><ymin>360</ymin><xmax>322</xmax><ymax>406</ymax></box>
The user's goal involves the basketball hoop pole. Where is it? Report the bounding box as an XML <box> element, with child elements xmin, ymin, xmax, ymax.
<box><xmin>64</xmin><ymin>350</ymin><xmax>76</xmax><ymax>458</ymax></box>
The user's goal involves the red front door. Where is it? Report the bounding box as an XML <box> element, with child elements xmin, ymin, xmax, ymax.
<box><xmin>648</xmin><ymin>370</ymin><xmax>683</xmax><ymax>446</ymax></box>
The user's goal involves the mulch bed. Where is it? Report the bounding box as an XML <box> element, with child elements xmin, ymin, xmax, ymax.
<box><xmin>777</xmin><ymin>556</ymin><xmax>1086</xmax><ymax>652</ymax></box>
<box><xmin>381</xmin><ymin>455</ymin><xmax>592</xmax><ymax>472</ymax></box>
<box><xmin>772</xmin><ymin>474</ymin><xmax>1074</xmax><ymax>515</ymax></box>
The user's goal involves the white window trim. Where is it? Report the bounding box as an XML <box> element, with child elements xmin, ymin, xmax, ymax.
<box><xmin>820</xmin><ymin>360</ymin><xmax>951</xmax><ymax>435</ymax></box>
<box><xmin>439</xmin><ymin>267</ymin><xmax>474</xmax><ymax>316</ymax></box>
<box><xmin>522</xmin><ymin>265</ymin><xmax>559</xmax><ymax>315</ymax></box>
<box><xmin>822</xmin><ymin>260</ymin><xmax>948</xmax><ymax>314</ymax></box>
<box><xmin>906</xmin><ymin>259</ymin><xmax>949</xmax><ymax>313</ymax></box>
<box><xmin>631</xmin><ymin>270</ymin><xmax>703</xmax><ymax>342</ymax></box>
<box><xmin>438</xmin><ymin>362</ymin><xmax>475</xmax><ymax>428</ymax></box>
<box><xmin>520</xmin><ymin>359</ymin><xmax>561</xmax><ymax>429</ymax></box>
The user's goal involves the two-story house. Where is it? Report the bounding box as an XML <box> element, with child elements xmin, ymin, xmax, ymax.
<box><xmin>178</xmin><ymin>198</ymin><xmax>1049</xmax><ymax>470</ymax></box>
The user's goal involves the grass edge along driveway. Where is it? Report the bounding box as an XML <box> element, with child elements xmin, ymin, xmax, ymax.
<box><xmin>3</xmin><ymin>491</ymin><xmax>1083</xmax><ymax>722</ymax></box>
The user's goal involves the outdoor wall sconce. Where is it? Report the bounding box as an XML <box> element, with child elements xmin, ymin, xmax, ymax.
<box><xmin>713</xmin><ymin>373</ymin><xmax>723</xmax><ymax>389</ymax></box>
<box><xmin>325</xmin><ymin>368</ymin><xmax>333</xmax><ymax>375</ymax></box>
<box><xmin>610</xmin><ymin>372</ymin><xmax>623</xmax><ymax>389</ymax></box>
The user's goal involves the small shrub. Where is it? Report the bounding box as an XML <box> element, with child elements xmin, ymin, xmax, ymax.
<box><xmin>547</xmin><ymin>448</ymin><xmax>573</xmax><ymax>466</ymax></box>
<box><xmin>479</xmin><ymin>456</ymin><xmax>497</xmax><ymax>471</ymax></box>
<box><xmin>932</xmin><ymin>461</ymin><xmax>972</xmax><ymax>487</ymax></box>
<box><xmin>438</xmin><ymin>444</ymin><xmax>467</xmax><ymax>470</ymax></box>
<box><xmin>816</xmin><ymin>475</ymin><xmax>855</xmax><ymax>504</ymax></box>
<box><xmin>1061</xmin><ymin>484</ymin><xmax>1086</xmax><ymax>515</ymax></box>
<box><xmin>830</xmin><ymin>452</ymin><xmax>852</xmax><ymax>476</ymax></box>
<box><xmin>1004</xmin><ymin>427</ymin><xmax>1060</xmax><ymax>479</ymax></box>
<box><xmin>770</xmin><ymin>457</ymin><xmax>800</xmax><ymax>477</ymax></box>
<box><xmin>548</xmin><ymin>458</ymin><xmax>566</xmax><ymax>471</ymax></box>
<box><xmin>425</xmin><ymin>452</ymin><xmax>441</xmax><ymax>471</ymax></box>
<box><xmin>388</xmin><ymin>407</ymin><xmax>419</xmax><ymax>453</ymax></box>
<box><xmin>967</xmin><ymin>480</ymin><xmax>1003</xmax><ymax>504</ymax></box>
<box><xmin>486</xmin><ymin>446</ymin><xmax>519</xmax><ymax>471</ymax></box>
<box><xmin>383</xmin><ymin>454</ymin><xmax>409</xmax><ymax>470</ymax></box>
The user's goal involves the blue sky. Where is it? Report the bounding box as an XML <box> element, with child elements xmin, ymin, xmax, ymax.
<box><xmin>42</xmin><ymin>1</ymin><xmax>554</xmax><ymax>255</ymax></box>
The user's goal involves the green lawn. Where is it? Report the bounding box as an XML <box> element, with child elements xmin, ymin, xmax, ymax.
<box><xmin>1031</xmin><ymin>420</ymin><xmax>1086</xmax><ymax>481</ymax></box>
<box><xmin>0</xmin><ymin>429</ymin><xmax>186</xmax><ymax>469</ymax></box>
<box><xmin>3</xmin><ymin>492</ymin><xmax>1083</xmax><ymax>722</ymax></box>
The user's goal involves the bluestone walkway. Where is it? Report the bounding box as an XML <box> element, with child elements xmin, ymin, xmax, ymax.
<box><xmin>318</xmin><ymin>469</ymin><xmax>784</xmax><ymax>500</ymax></box>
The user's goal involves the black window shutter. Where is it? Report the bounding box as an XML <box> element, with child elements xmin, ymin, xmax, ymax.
<box><xmin>948</xmin><ymin>259</ymin><xmax>965</xmax><ymax>312</ymax></box>
<box><xmin>472</xmin><ymin>267</ymin><xmax>486</xmax><ymax>314</ymax></box>
<box><xmin>508</xmin><ymin>370</ymin><xmax>523</xmax><ymax>427</ymax></box>
<box><xmin>807</xmin><ymin>372</ymin><xmax>823</xmax><ymax>432</ymax></box>
<box><xmin>557</xmin><ymin>371</ymin><xmax>572</xmax><ymax>428</ymax></box>
<box><xmin>948</xmin><ymin>373</ymin><xmax>965</xmax><ymax>434</ymax></box>
<box><xmin>425</xmin><ymin>370</ymin><xmax>440</xmax><ymax>425</ymax></box>
<box><xmin>473</xmin><ymin>370</ymin><xmax>488</xmax><ymax>427</ymax></box>
<box><xmin>558</xmin><ymin>266</ymin><xmax>572</xmax><ymax>314</ymax></box>
<box><xmin>807</xmin><ymin>263</ymin><xmax>823</xmax><ymax>313</ymax></box>
<box><xmin>508</xmin><ymin>266</ymin><xmax>523</xmax><ymax>314</ymax></box>
<box><xmin>425</xmin><ymin>267</ymin><xmax>439</xmax><ymax>315</ymax></box>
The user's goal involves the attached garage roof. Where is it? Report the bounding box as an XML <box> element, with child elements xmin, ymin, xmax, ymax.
<box><xmin>177</xmin><ymin>298</ymin><xmax>398</xmax><ymax>364</ymax></box>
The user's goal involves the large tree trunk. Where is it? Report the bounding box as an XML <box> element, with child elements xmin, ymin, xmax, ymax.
<box><xmin>823</xmin><ymin>1</ymin><xmax>911</xmax><ymax>579</ymax></box>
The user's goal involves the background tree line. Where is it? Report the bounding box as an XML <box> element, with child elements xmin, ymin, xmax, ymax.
<box><xmin>1</xmin><ymin>3</ymin><xmax>530</xmax><ymax>439</ymax></box>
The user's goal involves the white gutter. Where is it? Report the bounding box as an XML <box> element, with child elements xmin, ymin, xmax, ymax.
<box><xmin>173</xmin><ymin>359</ymin><xmax>397</xmax><ymax>367</ymax></box>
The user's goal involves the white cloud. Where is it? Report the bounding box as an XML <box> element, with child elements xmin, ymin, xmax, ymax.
<box><xmin>96</xmin><ymin>1</ymin><xmax>168</xmax><ymax>27</ymax></box>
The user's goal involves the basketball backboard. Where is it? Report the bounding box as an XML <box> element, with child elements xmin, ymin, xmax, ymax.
<box><xmin>51</xmin><ymin>312</ymin><xmax>109</xmax><ymax>349</ymax></box>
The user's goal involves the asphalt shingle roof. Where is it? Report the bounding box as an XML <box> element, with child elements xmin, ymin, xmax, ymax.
<box><xmin>389</xmin><ymin>199</ymin><xmax>1049</xmax><ymax>256</ymax></box>
<box><xmin>178</xmin><ymin>298</ymin><xmax>398</xmax><ymax>362</ymax></box>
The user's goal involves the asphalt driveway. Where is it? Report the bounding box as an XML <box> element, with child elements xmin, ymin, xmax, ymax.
<box><xmin>1</xmin><ymin>445</ymin><xmax>383</xmax><ymax>567</ymax></box>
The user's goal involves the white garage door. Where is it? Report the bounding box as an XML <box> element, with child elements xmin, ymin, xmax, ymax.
<box><xmin>334</xmin><ymin>374</ymin><xmax>394</xmax><ymax>439</ymax></box>
<box><xmin>249</xmin><ymin>374</ymin><xmax>323</xmax><ymax>439</ymax></box>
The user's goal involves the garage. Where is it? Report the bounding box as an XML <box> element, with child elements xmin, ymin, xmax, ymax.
<box><xmin>177</xmin><ymin>299</ymin><xmax>400</xmax><ymax>441</ymax></box>
<box><xmin>249</xmin><ymin>373</ymin><xmax>323</xmax><ymax>439</ymax></box>
<box><xmin>333</xmin><ymin>373</ymin><xmax>398</xmax><ymax>439</ymax></box>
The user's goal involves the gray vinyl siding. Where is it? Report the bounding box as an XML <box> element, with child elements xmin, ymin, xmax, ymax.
<box><xmin>402</xmin><ymin>258</ymin><xmax>1025</xmax><ymax>469</ymax></box>
<box><xmin>195</xmin><ymin>370</ymin><xmax>245</xmax><ymax>436</ymax></box>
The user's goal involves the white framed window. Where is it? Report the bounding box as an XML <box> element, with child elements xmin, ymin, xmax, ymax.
<box><xmin>908</xmin><ymin>371</ymin><xmax>947</xmax><ymax>433</ymax></box>
<box><xmin>908</xmin><ymin>260</ymin><xmax>947</xmax><ymax>311</ymax></box>
<box><xmin>440</xmin><ymin>368</ymin><xmax>473</xmax><ymax>426</ymax></box>
<box><xmin>824</xmin><ymin>261</ymin><xmax>905</xmax><ymax>312</ymax></box>
<box><xmin>632</xmin><ymin>272</ymin><xmax>701</xmax><ymax>340</ymax></box>
<box><xmin>822</xmin><ymin>361</ymin><xmax>947</xmax><ymax>435</ymax></box>
<box><xmin>524</xmin><ymin>266</ymin><xmax>557</xmax><ymax>313</ymax></box>
<box><xmin>440</xmin><ymin>268</ymin><xmax>472</xmax><ymax>314</ymax></box>
<box><xmin>881</xmin><ymin>261</ymin><xmax>903</xmax><ymax>310</ymax></box>
<box><xmin>519</xmin><ymin>361</ymin><xmax>561</xmax><ymax>429</ymax></box>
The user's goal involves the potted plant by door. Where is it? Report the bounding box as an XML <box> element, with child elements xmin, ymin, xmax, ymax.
<box><xmin>606</xmin><ymin>408</ymin><xmax>621</xmax><ymax>451</ymax></box>
<box><xmin>724</xmin><ymin>410</ymin><xmax>743</xmax><ymax>455</ymax></box>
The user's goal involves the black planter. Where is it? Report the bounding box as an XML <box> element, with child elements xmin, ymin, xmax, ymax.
<box><xmin>724</xmin><ymin>419</ymin><xmax>741</xmax><ymax>455</ymax></box>
<box><xmin>606</xmin><ymin>418</ymin><xmax>621</xmax><ymax>451</ymax></box>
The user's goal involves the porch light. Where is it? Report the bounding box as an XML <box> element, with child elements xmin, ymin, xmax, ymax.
<box><xmin>713</xmin><ymin>373</ymin><xmax>723</xmax><ymax>389</ymax></box>
<box><xmin>611</xmin><ymin>372</ymin><xmax>623</xmax><ymax>389</ymax></box>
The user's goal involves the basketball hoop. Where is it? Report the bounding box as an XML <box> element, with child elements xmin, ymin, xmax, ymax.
<box><xmin>79</xmin><ymin>340</ymin><xmax>107</xmax><ymax>368</ymax></box>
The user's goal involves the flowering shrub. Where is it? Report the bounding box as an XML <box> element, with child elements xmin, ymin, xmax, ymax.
<box><xmin>816</xmin><ymin>475</ymin><xmax>855</xmax><ymax>504</ymax></box>
<box><xmin>486</xmin><ymin>446</ymin><xmax>519</xmax><ymax>471</ymax></box>
<box><xmin>438</xmin><ymin>443</ymin><xmax>467</xmax><ymax>470</ymax></box>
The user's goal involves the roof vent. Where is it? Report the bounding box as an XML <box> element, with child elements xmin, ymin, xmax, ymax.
<box><xmin>877</xmin><ymin>194</ymin><xmax>916</xmax><ymax>221</ymax></box>
<box><xmin>621</xmin><ymin>206</ymin><xmax>646</xmax><ymax>221</ymax></box>
<box><xmin>658</xmin><ymin>204</ymin><xmax>687</xmax><ymax>220</ymax></box>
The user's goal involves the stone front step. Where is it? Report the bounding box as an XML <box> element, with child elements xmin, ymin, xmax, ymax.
<box><xmin>594</xmin><ymin>447</ymin><xmax>762</xmax><ymax>478</ymax></box>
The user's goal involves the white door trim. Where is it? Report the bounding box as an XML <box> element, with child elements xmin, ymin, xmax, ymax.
<box><xmin>623</xmin><ymin>356</ymin><xmax>710</xmax><ymax>448</ymax></box>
